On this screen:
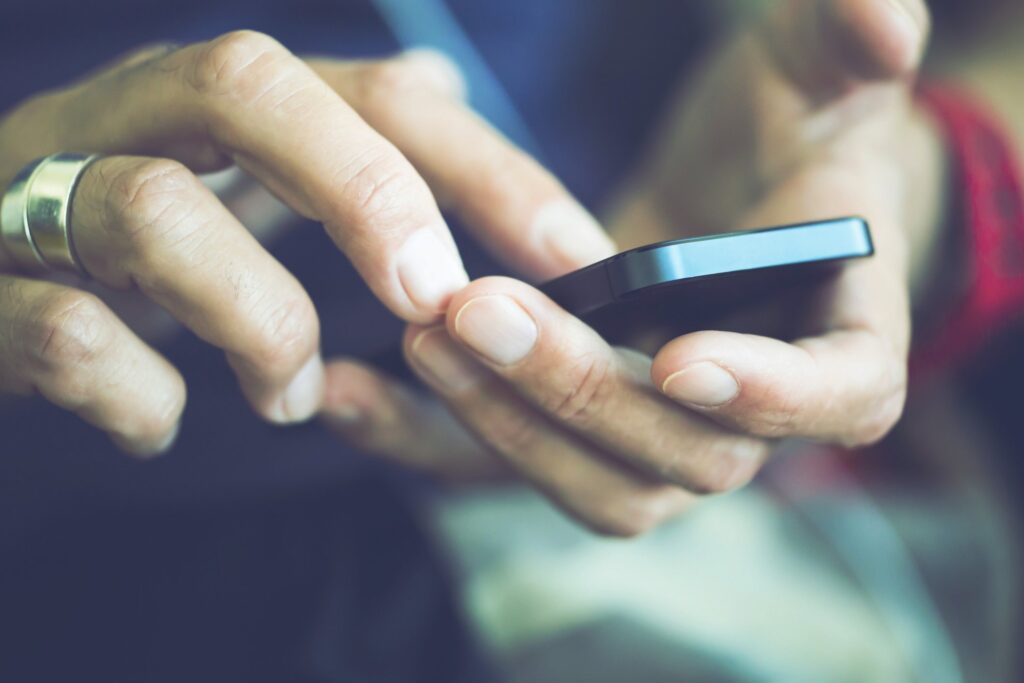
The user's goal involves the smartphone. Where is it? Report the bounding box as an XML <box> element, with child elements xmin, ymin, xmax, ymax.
<box><xmin>540</xmin><ymin>216</ymin><xmax>873</xmax><ymax>342</ymax></box>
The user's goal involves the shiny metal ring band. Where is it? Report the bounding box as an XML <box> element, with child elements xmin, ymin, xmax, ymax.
<box><xmin>1</xmin><ymin>153</ymin><xmax>100</xmax><ymax>275</ymax></box>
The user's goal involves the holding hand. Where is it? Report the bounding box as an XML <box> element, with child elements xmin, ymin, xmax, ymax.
<box><xmin>0</xmin><ymin>33</ymin><xmax>613</xmax><ymax>454</ymax></box>
<box><xmin>327</xmin><ymin>0</ymin><xmax>943</xmax><ymax>535</ymax></box>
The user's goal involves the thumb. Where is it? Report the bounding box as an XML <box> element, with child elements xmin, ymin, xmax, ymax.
<box><xmin>759</xmin><ymin>0</ymin><xmax>930</xmax><ymax>98</ymax></box>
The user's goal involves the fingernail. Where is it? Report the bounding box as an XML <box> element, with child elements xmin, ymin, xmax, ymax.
<box><xmin>397</xmin><ymin>228</ymin><xmax>470</xmax><ymax>316</ymax></box>
<box><xmin>661</xmin><ymin>362</ymin><xmax>740</xmax><ymax>408</ymax></box>
<box><xmin>275</xmin><ymin>354</ymin><xmax>325</xmax><ymax>424</ymax></box>
<box><xmin>411</xmin><ymin>327</ymin><xmax>483</xmax><ymax>393</ymax></box>
<box><xmin>453</xmin><ymin>295</ymin><xmax>538</xmax><ymax>366</ymax></box>
<box><xmin>534</xmin><ymin>200</ymin><xmax>617</xmax><ymax>271</ymax></box>
<box><xmin>116</xmin><ymin>422</ymin><xmax>179</xmax><ymax>459</ymax></box>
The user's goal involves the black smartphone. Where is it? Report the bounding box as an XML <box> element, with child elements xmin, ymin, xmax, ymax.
<box><xmin>540</xmin><ymin>216</ymin><xmax>873</xmax><ymax>342</ymax></box>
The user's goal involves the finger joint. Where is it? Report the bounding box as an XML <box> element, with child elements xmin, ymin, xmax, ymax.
<box><xmin>546</xmin><ymin>353</ymin><xmax>614</xmax><ymax>428</ymax></box>
<box><xmin>106</xmin><ymin>158</ymin><xmax>201</xmax><ymax>248</ymax></box>
<box><xmin>25</xmin><ymin>291</ymin><xmax>114</xmax><ymax>398</ymax></box>
<box><xmin>246</xmin><ymin>296</ymin><xmax>319</xmax><ymax>371</ymax></box>
<box><xmin>187</xmin><ymin>30</ymin><xmax>293</xmax><ymax>103</ymax></box>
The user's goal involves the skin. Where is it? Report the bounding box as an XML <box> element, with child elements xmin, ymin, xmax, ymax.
<box><xmin>5</xmin><ymin>0</ymin><xmax>1011</xmax><ymax>537</ymax></box>
<box><xmin>0</xmin><ymin>36</ymin><xmax>615</xmax><ymax>454</ymax></box>
<box><xmin>326</xmin><ymin>0</ymin><xmax>949</xmax><ymax>536</ymax></box>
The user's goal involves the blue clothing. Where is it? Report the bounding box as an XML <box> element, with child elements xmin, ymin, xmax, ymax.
<box><xmin>0</xmin><ymin>2</ymin><xmax>712</xmax><ymax>680</ymax></box>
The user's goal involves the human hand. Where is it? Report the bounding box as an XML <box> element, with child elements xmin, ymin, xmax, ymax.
<box><xmin>325</xmin><ymin>0</ymin><xmax>944</xmax><ymax>534</ymax></box>
<box><xmin>605</xmin><ymin>0</ymin><xmax>941</xmax><ymax>445</ymax></box>
<box><xmin>0</xmin><ymin>32</ymin><xmax>615</xmax><ymax>455</ymax></box>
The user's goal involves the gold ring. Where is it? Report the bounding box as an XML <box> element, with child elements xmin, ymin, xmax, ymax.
<box><xmin>1</xmin><ymin>153</ymin><xmax>100</xmax><ymax>275</ymax></box>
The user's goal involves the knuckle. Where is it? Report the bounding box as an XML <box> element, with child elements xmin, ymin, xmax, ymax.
<box><xmin>545</xmin><ymin>353</ymin><xmax>614</xmax><ymax>427</ymax></box>
<box><xmin>247</xmin><ymin>296</ymin><xmax>319</xmax><ymax>370</ymax></box>
<box><xmin>334</xmin><ymin>147</ymin><xmax>420</xmax><ymax>233</ymax></box>
<box><xmin>106</xmin><ymin>159</ymin><xmax>199</xmax><ymax>245</ymax></box>
<box><xmin>187</xmin><ymin>30</ymin><xmax>289</xmax><ymax>99</ymax></box>
<box><xmin>25</xmin><ymin>291</ymin><xmax>112</xmax><ymax>377</ymax></box>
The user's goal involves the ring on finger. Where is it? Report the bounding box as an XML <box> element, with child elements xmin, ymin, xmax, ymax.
<box><xmin>1</xmin><ymin>152</ymin><xmax>101</xmax><ymax>275</ymax></box>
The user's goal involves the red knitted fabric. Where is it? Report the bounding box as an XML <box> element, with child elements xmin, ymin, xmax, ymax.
<box><xmin>911</xmin><ymin>86</ymin><xmax>1024</xmax><ymax>377</ymax></box>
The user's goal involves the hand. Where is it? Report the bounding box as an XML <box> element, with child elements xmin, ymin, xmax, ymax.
<box><xmin>325</xmin><ymin>0</ymin><xmax>944</xmax><ymax>534</ymax></box>
<box><xmin>607</xmin><ymin>0</ymin><xmax>940</xmax><ymax>444</ymax></box>
<box><xmin>0</xmin><ymin>32</ymin><xmax>614</xmax><ymax>455</ymax></box>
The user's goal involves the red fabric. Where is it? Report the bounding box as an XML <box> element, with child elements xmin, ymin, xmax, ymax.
<box><xmin>910</xmin><ymin>85</ymin><xmax>1024</xmax><ymax>377</ymax></box>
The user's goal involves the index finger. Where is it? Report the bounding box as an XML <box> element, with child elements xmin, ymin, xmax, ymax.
<box><xmin>311</xmin><ymin>52</ymin><xmax>618</xmax><ymax>281</ymax></box>
<box><xmin>9</xmin><ymin>32</ymin><xmax>469</xmax><ymax>323</ymax></box>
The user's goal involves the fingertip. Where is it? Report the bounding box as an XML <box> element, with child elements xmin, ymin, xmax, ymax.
<box><xmin>399</xmin><ymin>48</ymin><xmax>469</xmax><ymax>100</ymax></box>
<box><xmin>532</xmin><ymin>200</ymin><xmax>618</xmax><ymax>278</ymax></box>
<box><xmin>831</xmin><ymin>0</ymin><xmax>929</xmax><ymax>80</ymax></box>
<box><xmin>112</xmin><ymin>421</ymin><xmax>181</xmax><ymax>460</ymax></box>
<box><xmin>402</xmin><ymin>323</ymin><xmax>436</xmax><ymax>359</ymax></box>
<box><xmin>452</xmin><ymin>274</ymin><xmax>554</xmax><ymax>310</ymax></box>
<box><xmin>322</xmin><ymin>359</ymin><xmax>371</xmax><ymax>405</ymax></box>
<box><xmin>263</xmin><ymin>353</ymin><xmax>325</xmax><ymax>425</ymax></box>
<box><xmin>651</xmin><ymin>331</ymin><xmax>791</xmax><ymax>413</ymax></box>
<box><xmin>321</xmin><ymin>359</ymin><xmax>389</xmax><ymax>427</ymax></box>
<box><xmin>660</xmin><ymin>361</ymin><xmax>741</xmax><ymax>410</ymax></box>
<box><xmin>651</xmin><ymin>331</ymin><xmax>746</xmax><ymax>388</ymax></box>
<box><xmin>763</xmin><ymin>0</ymin><xmax>929</xmax><ymax>97</ymax></box>
<box><xmin>395</xmin><ymin>228</ymin><xmax>470</xmax><ymax>323</ymax></box>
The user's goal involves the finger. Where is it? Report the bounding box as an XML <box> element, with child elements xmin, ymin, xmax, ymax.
<box><xmin>651</xmin><ymin>327</ymin><xmax>906</xmax><ymax>448</ymax></box>
<box><xmin>311</xmin><ymin>51</ymin><xmax>618</xmax><ymax>280</ymax></box>
<box><xmin>2</xmin><ymin>32</ymin><xmax>469</xmax><ymax>323</ymax></box>
<box><xmin>442</xmin><ymin>277</ymin><xmax>768</xmax><ymax>493</ymax></box>
<box><xmin>404</xmin><ymin>326</ymin><xmax>694</xmax><ymax>537</ymax></box>
<box><xmin>759</xmin><ymin>0</ymin><xmax>930</xmax><ymax>95</ymax></box>
<box><xmin>74</xmin><ymin>42</ymin><xmax>182</xmax><ymax>82</ymax></box>
<box><xmin>0</xmin><ymin>277</ymin><xmax>184</xmax><ymax>456</ymax></box>
<box><xmin>71</xmin><ymin>155</ymin><xmax>324</xmax><ymax>424</ymax></box>
<box><xmin>320</xmin><ymin>358</ymin><xmax>509</xmax><ymax>483</ymax></box>
<box><xmin>651</xmin><ymin>162</ymin><xmax>911</xmax><ymax>446</ymax></box>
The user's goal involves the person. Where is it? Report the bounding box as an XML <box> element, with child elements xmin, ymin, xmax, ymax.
<box><xmin>0</xmin><ymin>0</ymin><xmax>1020</xmax><ymax>680</ymax></box>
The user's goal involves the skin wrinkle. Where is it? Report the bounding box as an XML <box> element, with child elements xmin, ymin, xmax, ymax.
<box><xmin>187</xmin><ymin>34</ymin><xmax>283</xmax><ymax>101</ymax></box>
<box><xmin>112</xmin><ymin>164</ymin><xmax>193</xmax><ymax>237</ymax></box>
<box><xmin>325</xmin><ymin>142</ymin><xmax>413</xmax><ymax>234</ymax></box>
<box><xmin>547</xmin><ymin>352</ymin><xmax>613</xmax><ymax>425</ymax></box>
<box><xmin>342</xmin><ymin>160</ymin><xmax>416</xmax><ymax>234</ymax></box>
